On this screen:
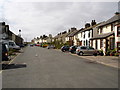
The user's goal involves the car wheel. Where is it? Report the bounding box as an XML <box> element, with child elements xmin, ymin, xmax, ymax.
<box><xmin>62</xmin><ymin>50</ymin><xmax>65</xmax><ymax>52</ymax></box>
<box><xmin>93</xmin><ymin>53</ymin><xmax>97</xmax><ymax>56</ymax></box>
<box><xmin>79</xmin><ymin>52</ymin><xmax>83</xmax><ymax>56</ymax></box>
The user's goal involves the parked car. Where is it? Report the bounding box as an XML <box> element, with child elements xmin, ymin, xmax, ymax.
<box><xmin>2</xmin><ymin>43</ymin><xmax>9</xmax><ymax>61</ymax></box>
<box><xmin>35</xmin><ymin>44</ymin><xmax>40</xmax><ymax>47</ymax></box>
<box><xmin>18</xmin><ymin>44</ymin><xmax>24</xmax><ymax>48</ymax></box>
<box><xmin>76</xmin><ymin>46</ymin><xmax>97</xmax><ymax>56</ymax></box>
<box><xmin>47</xmin><ymin>45</ymin><xmax>55</xmax><ymax>49</ymax></box>
<box><xmin>61</xmin><ymin>45</ymin><xmax>70</xmax><ymax>52</ymax></box>
<box><xmin>42</xmin><ymin>44</ymin><xmax>48</xmax><ymax>48</ymax></box>
<box><xmin>30</xmin><ymin>44</ymin><xmax>34</xmax><ymax>47</ymax></box>
<box><xmin>69</xmin><ymin>45</ymin><xmax>78</xmax><ymax>53</ymax></box>
<box><xmin>2</xmin><ymin>40</ymin><xmax>21</xmax><ymax>50</ymax></box>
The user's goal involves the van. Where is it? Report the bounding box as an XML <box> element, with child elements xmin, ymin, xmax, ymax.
<box><xmin>2</xmin><ymin>40</ymin><xmax>21</xmax><ymax>50</ymax></box>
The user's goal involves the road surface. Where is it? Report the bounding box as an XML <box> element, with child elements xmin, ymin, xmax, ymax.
<box><xmin>2</xmin><ymin>46</ymin><xmax>118</xmax><ymax>88</ymax></box>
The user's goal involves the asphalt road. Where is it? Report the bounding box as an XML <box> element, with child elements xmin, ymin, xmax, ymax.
<box><xmin>2</xmin><ymin>46</ymin><xmax>118</xmax><ymax>88</ymax></box>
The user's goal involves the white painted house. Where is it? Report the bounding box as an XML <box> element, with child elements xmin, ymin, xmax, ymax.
<box><xmin>90</xmin><ymin>12</ymin><xmax>120</xmax><ymax>54</ymax></box>
<box><xmin>115</xmin><ymin>24</ymin><xmax>120</xmax><ymax>53</ymax></box>
<box><xmin>76</xmin><ymin>20</ymin><xmax>98</xmax><ymax>46</ymax></box>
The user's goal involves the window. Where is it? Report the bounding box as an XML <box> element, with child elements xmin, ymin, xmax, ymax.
<box><xmin>110</xmin><ymin>38</ymin><xmax>115</xmax><ymax>50</ymax></box>
<box><xmin>84</xmin><ymin>41</ymin><xmax>85</xmax><ymax>46</ymax></box>
<box><xmin>111</xmin><ymin>24</ymin><xmax>113</xmax><ymax>31</ymax></box>
<box><xmin>81</xmin><ymin>32</ymin><xmax>82</xmax><ymax>37</ymax></box>
<box><xmin>100</xmin><ymin>27</ymin><xmax>103</xmax><ymax>33</ymax></box>
<box><xmin>117</xmin><ymin>27</ymin><xmax>120</xmax><ymax>37</ymax></box>
<box><xmin>100</xmin><ymin>39</ymin><xmax>103</xmax><ymax>48</ymax></box>
<box><xmin>83</xmin><ymin>32</ymin><xmax>85</xmax><ymax>38</ymax></box>
<box><xmin>81</xmin><ymin>46</ymin><xmax>87</xmax><ymax>49</ymax></box>
<box><xmin>117</xmin><ymin>42</ymin><xmax>120</xmax><ymax>53</ymax></box>
<box><xmin>89</xmin><ymin>41</ymin><xmax>90</xmax><ymax>46</ymax></box>
<box><xmin>97</xmin><ymin>29</ymin><xmax>99</xmax><ymax>34</ymax></box>
<box><xmin>86</xmin><ymin>40</ymin><xmax>88</xmax><ymax>46</ymax></box>
<box><xmin>106</xmin><ymin>26</ymin><xmax>108</xmax><ymax>28</ymax></box>
<box><xmin>88</xmin><ymin>31</ymin><xmax>90</xmax><ymax>38</ymax></box>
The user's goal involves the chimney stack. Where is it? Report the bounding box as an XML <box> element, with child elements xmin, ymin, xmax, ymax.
<box><xmin>85</xmin><ymin>23</ymin><xmax>90</xmax><ymax>28</ymax></box>
<box><xmin>0</xmin><ymin>22</ymin><xmax>5</xmax><ymax>25</ymax></box>
<box><xmin>71</xmin><ymin>27</ymin><xmax>76</xmax><ymax>32</ymax></box>
<box><xmin>91</xmin><ymin>20</ymin><xmax>96</xmax><ymax>26</ymax></box>
<box><xmin>115</xmin><ymin>12</ymin><xmax>120</xmax><ymax>15</ymax></box>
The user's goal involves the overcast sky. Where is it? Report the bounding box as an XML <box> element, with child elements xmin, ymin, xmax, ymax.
<box><xmin>0</xmin><ymin>0</ymin><xmax>119</xmax><ymax>41</ymax></box>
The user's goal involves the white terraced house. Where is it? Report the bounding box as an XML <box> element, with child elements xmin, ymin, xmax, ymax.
<box><xmin>76</xmin><ymin>20</ymin><xmax>98</xmax><ymax>47</ymax></box>
<box><xmin>90</xmin><ymin>12</ymin><xmax>120</xmax><ymax>55</ymax></box>
<box><xmin>115</xmin><ymin>24</ymin><xmax>120</xmax><ymax>53</ymax></box>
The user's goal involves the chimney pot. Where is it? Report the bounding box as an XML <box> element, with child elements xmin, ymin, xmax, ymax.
<box><xmin>115</xmin><ymin>12</ymin><xmax>120</xmax><ymax>15</ymax></box>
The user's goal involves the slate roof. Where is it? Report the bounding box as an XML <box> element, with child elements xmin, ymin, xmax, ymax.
<box><xmin>59</xmin><ymin>33</ymin><xmax>69</xmax><ymax>38</ymax></box>
<box><xmin>79</xmin><ymin>23</ymin><xmax>101</xmax><ymax>33</ymax></box>
<box><xmin>67</xmin><ymin>30</ymin><xmax>78</xmax><ymax>37</ymax></box>
<box><xmin>90</xmin><ymin>31</ymin><xmax>114</xmax><ymax>40</ymax></box>
<box><xmin>97</xmin><ymin>14</ymin><xmax>120</xmax><ymax>27</ymax></box>
<box><xmin>54</xmin><ymin>34</ymin><xmax>61</xmax><ymax>39</ymax></box>
<box><xmin>73</xmin><ymin>28</ymin><xmax>84</xmax><ymax>35</ymax></box>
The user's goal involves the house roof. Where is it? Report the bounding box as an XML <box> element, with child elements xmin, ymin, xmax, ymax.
<box><xmin>59</xmin><ymin>33</ymin><xmax>69</xmax><ymax>38</ymax></box>
<box><xmin>67</xmin><ymin>30</ymin><xmax>78</xmax><ymax>37</ymax></box>
<box><xmin>90</xmin><ymin>31</ymin><xmax>114</xmax><ymax>40</ymax></box>
<box><xmin>73</xmin><ymin>28</ymin><xmax>84</xmax><ymax>35</ymax></box>
<box><xmin>97</xmin><ymin>14</ymin><xmax>120</xmax><ymax>27</ymax></box>
<box><xmin>79</xmin><ymin>23</ymin><xmax>101</xmax><ymax>33</ymax></box>
<box><xmin>54</xmin><ymin>34</ymin><xmax>61</xmax><ymax>39</ymax></box>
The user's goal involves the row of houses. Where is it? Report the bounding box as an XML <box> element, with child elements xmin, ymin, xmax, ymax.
<box><xmin>32</xmin><ymin>12</ymin><xmax>120</xmax><ymax>55</ymax></box>
<box><xmin>0</xmin><ymin>22</ymin><xmax>24</xmax><ymax>45</ymax></box>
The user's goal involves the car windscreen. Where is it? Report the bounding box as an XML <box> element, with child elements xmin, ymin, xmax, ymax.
<box><xmin>2</xmin><ymin>44</ymin><xmax>8</xmax><ymax>52</ymax></box>
<box><xmin>9</xmin><ymin>42</ymin><xmax>15</xmax><ymax>46</ymax></box>
<box><xmin>89</xmin><ymin>47</ymin><xmax>94</xmax><ymax>50</ymax></box>
<box><xmin>80</xmin><ymin>46</ymin><xmax>87</xmax><ymax>49</ymax></box>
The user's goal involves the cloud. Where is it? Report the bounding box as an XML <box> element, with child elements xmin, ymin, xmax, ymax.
<box><xmin>1</xmin><ymin>1</ymin><xmax>118</xmax><ymax>41</ymax></box>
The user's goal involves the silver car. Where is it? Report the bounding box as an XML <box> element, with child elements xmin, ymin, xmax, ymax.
<box><xmin>76</xmin><ymin>46</ymin><xmax>97</xmax><ymax>56</ymax></box>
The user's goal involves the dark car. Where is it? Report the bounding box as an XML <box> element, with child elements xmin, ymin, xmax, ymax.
<box><xmin>2</xmin><ymin>44</ymin><xmax>9</xmax><ymax>61</ymax></box>
<box><xmin>47</xmin><ymin>45</ymin><xmax>55</xmax><ymax>49</ymax></box>
<box><xmin>69</xmin><ymin>46</ymin><xmax>78</xmax><ymax>53</ymax></box>
<box><xmin>61</xmin><ymin>45</ymin><xmax>70</xmax><ymax>52</ymax></box>
<box><xmin>30</xmin><ymin>44</ymin><xmax>34</xmax><ymax>47</ymax></box>
<box><xmin>18</xmin><ymin>44</ymin><xmax>24</xmax><ymax>48</ymax></box>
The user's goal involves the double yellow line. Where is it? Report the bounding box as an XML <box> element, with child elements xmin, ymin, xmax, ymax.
<box><xmin>0</xmin><ymin>53</ymin><xmax>21</xmax><ymax>73</ymax></box>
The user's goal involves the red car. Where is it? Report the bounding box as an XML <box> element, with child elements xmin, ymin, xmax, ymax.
<box><xmin>35</xmin><ymin>44</ymin><xmax>41</xmax><ymax>47</ymax></box>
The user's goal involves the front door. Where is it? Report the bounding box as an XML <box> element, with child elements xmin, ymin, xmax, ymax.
<box><xmin>105</xmin><ymin>39</ymin><xmax>109</xmax><ymax>52</ymax></box>
<box><xmin>110</xmin><ymin>37</ymin><xmax>115</xmax><ymax>50</ymax></box>
<box><xmin>95</xmin><ymin>40</ymin><xmax>98</xmax><ymax>49</ymax></box>
<box><xmin>79</xmin><ymin>41</ymin><xmax>82</xmax><ymax>46</ymax></box>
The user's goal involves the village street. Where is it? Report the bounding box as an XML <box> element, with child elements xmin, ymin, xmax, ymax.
<box><xmin>2</xmin><ymin>46</ymin><xmax>118</xmax><ymax>88</ymax></box>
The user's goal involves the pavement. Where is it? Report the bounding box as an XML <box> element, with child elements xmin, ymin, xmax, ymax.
<box><xmin>72</xmin><ymin>54</ymin><xmax>119</xmax><ymax>69</ymax></box>
<box><xmin>2</xmin><ymin>46</ymin><xmax>118</xmax><ymax>88</ymax></box>
<box><xmin>56</xmin><ymin>49</ymin><xmax>119</xmax><ymax>69</ymax></box>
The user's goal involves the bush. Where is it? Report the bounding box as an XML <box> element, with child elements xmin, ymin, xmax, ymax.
<box><xmin>98</xmin><ymin>50</ymin><xmax>104</xmax><ymax>56</ymax></box>
<box><xmin>8</xmin><ymin>49</ymin><xmax>17</xmax><ymax>56</ymax></box>
<box><xmin>114</xmin><ymin>52</ymin><xmax>120</xmax><ymax>56</ymax></box>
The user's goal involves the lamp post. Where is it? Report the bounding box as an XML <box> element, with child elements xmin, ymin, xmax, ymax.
<box><xmin>19</xmin><ymin>29</ymin><xmax>21</xmax><ymax>37</ymax></box>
